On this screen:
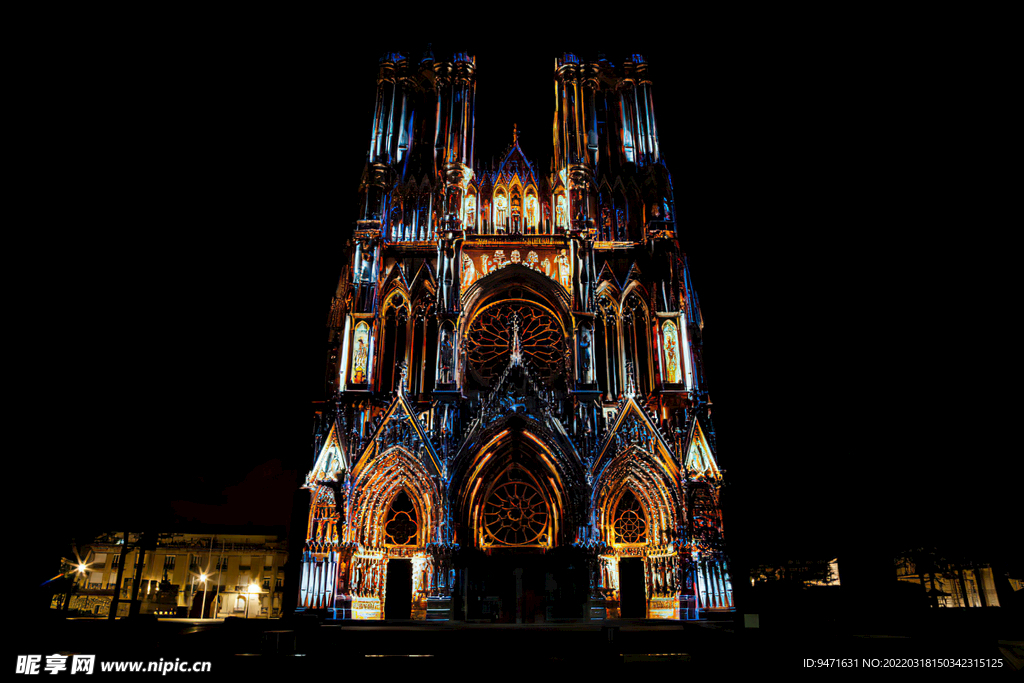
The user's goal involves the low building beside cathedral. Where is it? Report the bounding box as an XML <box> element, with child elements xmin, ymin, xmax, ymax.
<box><xmin>57</xmin><ymin>532</ymin><xmax>287</xmax><ymax>618</ymax></box>
<box><xmin>301</xmin><ymin>50</ymin><xmax>733</xmax><ymax>621</ymax></box>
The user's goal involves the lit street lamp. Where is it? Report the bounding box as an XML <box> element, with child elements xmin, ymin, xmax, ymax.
<box><xmin>245</xmin><ymin>584</ymin><xmax>262</xmax><ymax>619</ymax></box>
<box><xmin>199</xmin><ymin>574</ymin><xmax>209</xmax><ymax>620</ymax></box>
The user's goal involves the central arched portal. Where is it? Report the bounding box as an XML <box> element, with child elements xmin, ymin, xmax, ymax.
<box><xmin>452</xmin><ymin>422</ymin><xmax>588</xmax><ymax>623</ymax></box>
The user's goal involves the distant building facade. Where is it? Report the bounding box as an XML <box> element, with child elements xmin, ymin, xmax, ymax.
<box><xmin>750</xmin><ymin>558</ymin><xmax>841</xmax><ymax>588</ymax></box>
<box><xmin>57</xmin><ymin>532</ymin><xmax>287</xmax><ymax>618</ymax></box>
<box><xmin>895</xmin><ymin>549</ymin><xmax>1020</xmax><ymax>608</ymax></box>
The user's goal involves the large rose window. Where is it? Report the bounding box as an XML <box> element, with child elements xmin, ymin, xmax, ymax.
<box><xmin>483</xmin><ymin>480</ymin><xmax>549</xmax><ymax>546</ymax></box>
<box><xmin>465</xmin><ymin>301</ymin><xmax>564</xmax><ymax>384</ymax></box>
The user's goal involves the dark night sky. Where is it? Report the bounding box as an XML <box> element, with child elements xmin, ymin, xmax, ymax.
<box><xmin>34</xmin><ymin>34</ymin><xmax>1017</xmax><ymax>588</ymax></box>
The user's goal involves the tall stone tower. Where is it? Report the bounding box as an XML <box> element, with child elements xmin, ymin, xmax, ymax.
<box><xmin>300</xmin><ymin>50</ymin><xmax>733</xmax><ymax>621</ymax></box>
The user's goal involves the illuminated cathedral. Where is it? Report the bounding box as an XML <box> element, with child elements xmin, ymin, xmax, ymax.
<box><xmin>301</xmin><ymin>50</ymin><xmax>733</xmax><ymax>621</ymax></box>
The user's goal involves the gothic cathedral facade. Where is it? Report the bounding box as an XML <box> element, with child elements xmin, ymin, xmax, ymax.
<box><xmin>301</xmin><ymin>51</ymin><xmax>733</xmax><ymax>621</ymax></box>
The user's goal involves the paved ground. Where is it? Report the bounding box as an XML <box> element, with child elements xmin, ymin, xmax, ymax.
<box><xmin>12</xmin><ymin>612</ymin><xmax>1022</xmax><ymax>676</ymax></box>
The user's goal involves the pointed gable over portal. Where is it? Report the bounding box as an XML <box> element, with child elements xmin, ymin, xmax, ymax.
<box><xmin>350</xmin><ymin>382</ymin><xmax>443</xmax><ymax>482</ymax></box>
<box><xmin>592</xmin><ymin>394</ymin><xmax>678</xmax><ymax>483</ymax></box>
<box><xmin>684</xmin><ymin>417</ymin><xmax>720</xmax><ymax>481</ymax></box>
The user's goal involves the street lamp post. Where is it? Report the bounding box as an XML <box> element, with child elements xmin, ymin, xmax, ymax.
<box><xmin>199</xmin><ymin>574</ymin><xmax>208</xmax><ymax>620</ymax></box>
<box><xmin>245</xmin><ymin>584</ymin><xmax>261</xmax><ymax>619</ymax></box>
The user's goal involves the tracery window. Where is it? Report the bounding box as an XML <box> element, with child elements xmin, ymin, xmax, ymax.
<box><xmin>483</xmin><ymin>470</ymin><xmax>549</xmax><ymax>547</ymax></box>
<box><xmin>613</xmin><ymin>489</ymin><xmax>647</xmax><ymax>544</ymax></box>
<box><xmin>465</xmin><ymin>301</ymin><xmax>565</xmax><ymax>384</ymax></box>
<box><xmin>384</xmin><ymin>490</ymin><xmax>419</xmax><ymax>546</ymax></box>
<box><xmin>623</xmin><ymin>292</ymin><xmax>652</xmax><ymax>394</ymax></box>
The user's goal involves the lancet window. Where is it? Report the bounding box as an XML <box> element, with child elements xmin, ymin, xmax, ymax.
<box><xmin>379</xmin><ymin>295</ymin><xmax>410</xmax><ymax>393</ymax></box>
<box><xmin>662</xmin><ymin>320</ymin><xmax>683</xmax><ymax>384</ymax></box>
<box><xmin>350</xmin><ymin>321</ymin><xmax>370</xmax><ymax>385</ymax></box>
<box><xmin>409</xmin><ymin>300</ymin><xmax>437</xmax><ymax>397</ymax></box>
<box><xmin>622</xmin><ymin>292</ymin><xmax>652</xmax><ymax>394</ymax></box>
<box><xmin>596</xmin><ymin>296</ymin><xmax>620</xmax><ymax>401</ymax></box>
<box><xmin>388</xmin><ymin>193</ymin><xmax>405</xmax><ymax>242</ymax></box>
<box><xmin>417</xmin><ymin>192</ymin><xmax>431</xmax><ymax>240</ymax></box>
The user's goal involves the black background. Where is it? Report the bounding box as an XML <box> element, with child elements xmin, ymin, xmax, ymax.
<box><xmin>28</xmin><ymin>31</ymin><xmax>1017</xmax><ymax>595</ymax></box>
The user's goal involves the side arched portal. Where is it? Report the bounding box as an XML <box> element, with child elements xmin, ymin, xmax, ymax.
<box><xmin>346</xmin><ymin>446</ymin><xmax>440</xmax><ymax>620</ymax></box>
<box><xmin>593</xmin><ymin>445</ymin><xmax>685</xmax><ymax>619</ymax></box>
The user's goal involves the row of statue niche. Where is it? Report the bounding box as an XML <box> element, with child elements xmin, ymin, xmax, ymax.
<box><xmin>460</xmin><ymin>249</ymin><xmax>571</xmax><ymax>291</ymax></box>
<box><xmin>349</xmin><ymin>556</ymin><xmax>384</xmax><ymax>598</ymax></box>
<box><xmin>646</xmin><ymin>555</ymin><xmax>679</xmax><ymax>598</ymax></box>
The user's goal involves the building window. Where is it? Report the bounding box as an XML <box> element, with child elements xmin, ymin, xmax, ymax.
<box><xmin>163</xmin><ymin>556</ymin><xmax>176</xmax><ymax>570</ymax></box>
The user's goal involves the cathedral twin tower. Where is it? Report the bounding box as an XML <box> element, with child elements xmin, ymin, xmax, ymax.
<box><xmin>301</xmin><ymin>50</ymin><xmax>733</xmax><ymax>622</ymax></box>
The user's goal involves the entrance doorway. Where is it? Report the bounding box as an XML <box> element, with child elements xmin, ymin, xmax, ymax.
<box><xmin>384</xmin><ymin>559</ymin><xmax>412</xmax><ymax>619</ymax></box>
<box><xmin>461</xmin><ymin>552</ymin><xmax>587</xmax><ymax>622</ymax></box>
<box><xmin>619</xmin><ymin>558</ymin><xmax>646</xmax><ymax>618</ymax></box>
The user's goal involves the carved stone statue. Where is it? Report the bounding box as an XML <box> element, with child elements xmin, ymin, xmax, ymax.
<box><xmin>439</xmin><ymin>331</ymin><xmax>454</xmax><ymax>384</ymax></box>
<box><xmin>579</xmin><ymin>326</ymin><xmax>592</xmax><ymax>375</ymax></box>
